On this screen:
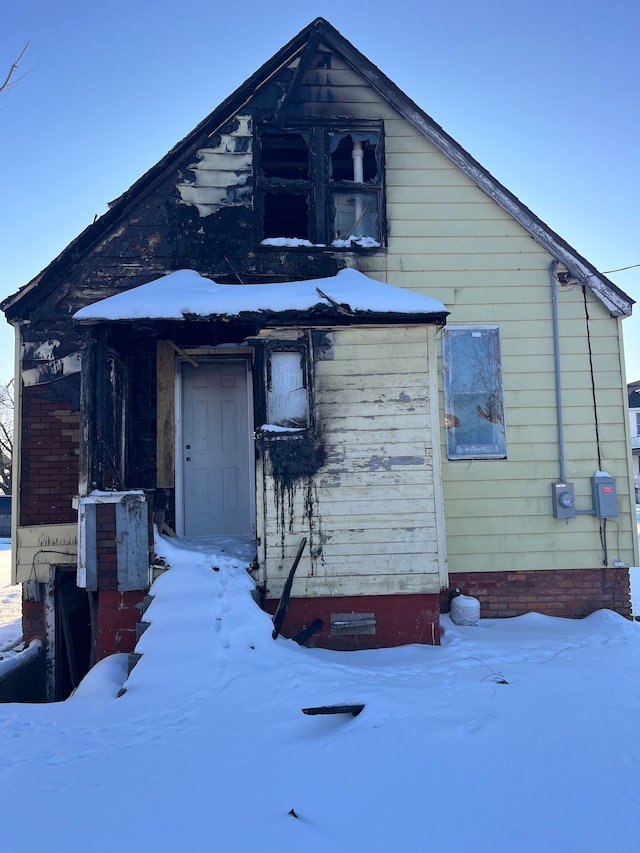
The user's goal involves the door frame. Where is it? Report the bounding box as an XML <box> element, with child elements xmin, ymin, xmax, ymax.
<box><xmin>174</xmin><ymin>355</ymin><xmax>256</xmax><ymax>539</ymax></box>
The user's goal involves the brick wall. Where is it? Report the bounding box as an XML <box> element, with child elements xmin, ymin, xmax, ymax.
<box><xmin>264</xmin><ymin>593</ymin><xmax>440</xmax><ymax>649</ymax></box>
<box><xmin>96</xmin><ymin>590</ymin><xmax>144</xmax><ymax>659</ymax></box>
<box><xmin>441</xmin><ymin>568</ymin><xmax>632</xmax><ymax>620</ymax></box>
<box><xmin>21</xmin><ymin>390</ymin><xmax>79</xmax><ymax>526</ymax></box>
<box><xmin>22</xmin><ymin>599</ymin><xmax>46</xmax><ymax>643</ymax></box>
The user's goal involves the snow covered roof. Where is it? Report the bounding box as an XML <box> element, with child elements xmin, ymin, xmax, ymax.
<box><xmin>72</xmin><ymin>268</ymin><xmax>448</xmax><ymax>325</ymax></box>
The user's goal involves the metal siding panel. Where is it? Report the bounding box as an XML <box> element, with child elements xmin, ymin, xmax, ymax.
<box><xmin>116</xmin><ymin>498</ymin><xmax>149</xmax><ymax>591</ymax></box>
<box><xmin>77</xmin><ymin>501</ymin><xmax>97</xmax><ymax>591</ymax></box>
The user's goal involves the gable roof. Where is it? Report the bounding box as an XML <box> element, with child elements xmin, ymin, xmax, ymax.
<box><xmin>1</xmin><ymin>17</ymin><xmax>633</xmax><ymax>320</ymax></box>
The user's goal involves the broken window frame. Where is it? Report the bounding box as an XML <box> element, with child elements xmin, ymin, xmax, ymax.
<box><xmin>442</xmin><ymin>326</ymin><xmax>507</xmax><ymax>460</ymax></box>
<box><xmin>255</xmin><ymin>120</ymin><xmax>385</xmax><ymax>248</ymax></box>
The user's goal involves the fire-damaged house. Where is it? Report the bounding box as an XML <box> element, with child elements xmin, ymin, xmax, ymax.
<box><xmin>2</xmin><ymin>18</ymin><xmax>638</xmax><ymax>699</ymax></box>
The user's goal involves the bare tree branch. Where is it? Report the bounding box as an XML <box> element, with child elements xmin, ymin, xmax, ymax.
<box><xmin>0</xmin><ymin>41</ymin><xmax>31</xmax><ymax>94</ymax></box>
<box><xmin>0</xmin><ymin>380</ymin><xmax>14</xmax><ymax>495</ymax></box>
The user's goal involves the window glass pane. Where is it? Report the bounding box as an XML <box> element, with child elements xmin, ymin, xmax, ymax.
<box><xmin>268</xmin><ymin>351</ymin><xmax>308</xmax><ymax>427</ymax></box>
<box><xmin>443</xmin><ymin>327</ymin><xmax>506</xmax><ymax>459</ymax></box>
<box><xmin>332</xmin><ymin>191</ymin><xmax>380</xmax><ymax>245</ymax></box>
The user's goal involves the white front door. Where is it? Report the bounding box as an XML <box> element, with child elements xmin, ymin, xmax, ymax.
<box><xmin>180</xmin><ymin>360</ymin><xmax>254</xmax><ymax>537</ymax></box>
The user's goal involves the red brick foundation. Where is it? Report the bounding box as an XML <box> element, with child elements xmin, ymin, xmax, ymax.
<box><xmin>264</xmin><ymin>593</ymin><xmax>440</xmax><ymax>649</ymax></box>
<box><xmin>96</xmin><ymin>590</ymin><xmax>144</xmax><ymax>659</ymax></box>
<box><xmin>22</xmin><ymin>598</ymin><xmax>46</xmax><ymax>644</ymax></box>
<box><xmin>441</xmin><ymin>567</ymin><xmax>631</xmax><ymax>620</ymax></box>
<box><xmin>20</xmin><ymin>588</ymin><xmax>143</xmax><ymax>659</ymax></box>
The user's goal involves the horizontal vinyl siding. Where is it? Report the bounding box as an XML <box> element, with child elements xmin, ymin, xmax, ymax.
<box><xmin>375</xmin><ymin>113</ymin><xmax>637</xmax><ymax>573</ymax></box>
<box><xmin>262</xmin><ymin>326</ymin><xmax>443</xmax><ymax>598</ymax></box>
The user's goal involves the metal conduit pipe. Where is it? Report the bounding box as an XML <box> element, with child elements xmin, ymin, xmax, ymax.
<box><xmin>550</xmin><ymin>259</ymin><xmax>596</xmax><ymax>516</ymax></box>
<box><xmin>550</xmin><ymin>259</ymin><xmax>566</xmax><ymax>483</ymax></box>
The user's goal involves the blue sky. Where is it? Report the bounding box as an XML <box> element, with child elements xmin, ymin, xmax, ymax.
<box><xmin>2</xmin><ymin>0</ymin><xmax>639</xmax><ymax>382</ymax></box>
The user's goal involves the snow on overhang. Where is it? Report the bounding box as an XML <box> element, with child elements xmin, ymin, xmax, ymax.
<box><xmin>72</xmin><ymin>268</ymin><xmax>449</xmax><ymax>325</ymax></box>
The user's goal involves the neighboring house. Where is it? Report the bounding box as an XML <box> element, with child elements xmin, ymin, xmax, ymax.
<box><xmin>629</xmin><ymin>381</ymin><xmax>640</xmax><ymax>502</ymax></box>
<box><xmin>2</xmin><ymin>18</ymin><xmax>638</xmax><ymax>699</ymax></box>
<box><xmin>0</xmin><ymin>495</ymin><xmax>10</xmax><ymax>538</ymax></box>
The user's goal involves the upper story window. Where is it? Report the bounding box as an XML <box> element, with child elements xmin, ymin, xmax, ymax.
<box><xmin>442</xmin><ymin>326</ymin><xmax>506</xmax><ymax>460</ymax></box>
<box><xmin>257</xmin><ymin>123</ymin><xmax>384</xmax><ymax>249</ymax></box>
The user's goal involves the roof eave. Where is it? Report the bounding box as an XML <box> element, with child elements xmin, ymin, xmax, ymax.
<box><xmin>73</xmin><ymin>309</ymin><xmax>449</xmax><ymax>328</ymax></box>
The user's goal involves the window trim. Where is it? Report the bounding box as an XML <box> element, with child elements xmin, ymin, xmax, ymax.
<box><xmin>442</xmin><ymin>325</ymin><xmax>506</xmax><ymax>460</ymax></box>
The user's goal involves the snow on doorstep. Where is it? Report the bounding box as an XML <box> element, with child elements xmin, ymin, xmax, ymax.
<box><xmin>73</xmin><ymin>268</ymin><xmax>447</xmax><ymax>322</ymax></box>
<box><xmin>3</xmin><ymin>532</ymin><xmax>640</xmax><ymax>853</ymax></box>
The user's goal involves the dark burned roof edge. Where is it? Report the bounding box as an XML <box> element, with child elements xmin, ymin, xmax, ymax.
<box><xmin>74</xmin><ymin>310</ymin><xmax>450</xmax><ymax>328</ymax></box>
<box><xmin>2</xmin><ymin>17</ymin><xmax>633</xmax><ymax>319</ymax></box>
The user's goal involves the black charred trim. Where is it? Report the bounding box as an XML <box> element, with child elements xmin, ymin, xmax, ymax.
<box><xmin>74</xmin><ymin>311</ymin><xmax>447</xmax><ymax>329</ymax></box>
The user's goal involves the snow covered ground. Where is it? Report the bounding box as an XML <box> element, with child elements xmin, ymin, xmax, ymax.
<box><xmin>0</xmin><ymin>541</ymin><xmax>21</xmax><ymax>653</ymax></box>
<box><xmin>2</xmin><ymin>532</ymin><xmax>640</xmax><ymax>853</ymax></box>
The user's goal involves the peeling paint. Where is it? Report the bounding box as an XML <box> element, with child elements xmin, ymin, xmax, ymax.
<box><xmin>367</xmin><ymin>455</ymin><xmax>425</xmax><ymax>472</ymax></box>
<box><xmin>22</xmin><ymin>352</ymin><xmax>82</xmax><ymax>387</ymax></box>
<box><xmin>177</xmin><ymin>116</ymin><xmax>253</xmax><ymax>217</ymax></box>
<box><xmin>22</xmin><ymin>339</ymin><xmax>60</xmax><ymax>361</ymax></box>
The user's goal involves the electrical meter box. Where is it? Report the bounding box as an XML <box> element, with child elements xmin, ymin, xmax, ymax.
<box><xmin>552</xmin><ymin>482</ymin><xmax>575</xmax><ymax>519</ymax></box>
<box><xmin>591</xmin><ymin>474</ymin><xmax>618</xmax><ymax>518</ymax></box>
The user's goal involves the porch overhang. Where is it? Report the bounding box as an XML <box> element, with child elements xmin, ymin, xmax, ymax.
<box><xmin>72</xmin><ymin>268</ymin><xmax>449</xmax><ymax>328</ymax></box>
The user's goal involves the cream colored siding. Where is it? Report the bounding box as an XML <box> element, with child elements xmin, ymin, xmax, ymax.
<box><xmin>16</xmin><ymin>524</ymin><xmax>77</xmax><ymax>583</ymax></box>
<box><xmin>262</xmin><ymin>326</ymin><xmax>445</xmax><ymax>599</ymax></box>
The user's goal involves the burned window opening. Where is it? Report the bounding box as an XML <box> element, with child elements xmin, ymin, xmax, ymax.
<box><xmin>260</xmin><ymin>132</ymin><xmax>310</xmax><ymax>180</ymax></box>
<box><xmin>330</xmin><ymin>134</ymin><xmax>378</xmax><ymax>183</ymax></box>
<box><xmin>263</xmin><ymin>193</ymin><xmax>309</xmax><ymax>240</ymax></box>
<box><xmin>257</xmin><ymin>122</ymin><xmax>384</xmax><ymax>247</ymax></box>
